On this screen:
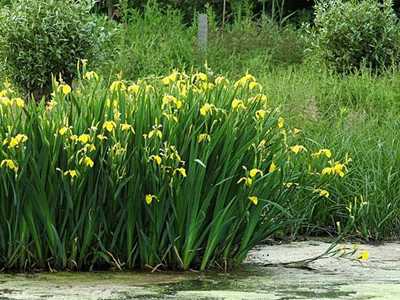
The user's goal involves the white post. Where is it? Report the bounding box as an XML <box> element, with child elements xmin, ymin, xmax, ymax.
<box><xmin>197</xmin><ymin>14</ymin><xmax>208</xmax><ymax>53</ymax></box>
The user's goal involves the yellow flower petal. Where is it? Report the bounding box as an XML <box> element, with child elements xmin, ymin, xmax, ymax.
<box><xmin>248</xmin><ymin>196</ymin><xmax>258</xmax><ymax>206</ymax></box>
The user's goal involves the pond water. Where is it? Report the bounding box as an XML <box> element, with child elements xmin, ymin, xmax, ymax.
<box><xmin>0</xmin><ymin>241</ymin><xmax>399</xmax><ymax>299</ymax></box>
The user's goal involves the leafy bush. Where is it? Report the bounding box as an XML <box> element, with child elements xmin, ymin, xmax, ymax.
<box><xmin>312</xmin><ymin>0</ymin><xmax>400</xmax><ymax>72</ymax></box>
<box><xmin>0</xmin><ymin>69</ymin><xmax>345</xmax><ymax>271</ymax></box>
<box><xmin>0</xmin><ymin>0</ymin><xmax>98</xmax><ymax>98</ymax></box>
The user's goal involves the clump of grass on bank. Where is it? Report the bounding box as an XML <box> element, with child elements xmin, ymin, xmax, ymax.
<box><xmin>0</xmin><ymin>67</ymin><xmax>345</xmax><ymax>271</ymax></box>
<box><xmin>258</xmin><ymin>65</ymin><xmax>400</xmax><ymax>240</ymax></box>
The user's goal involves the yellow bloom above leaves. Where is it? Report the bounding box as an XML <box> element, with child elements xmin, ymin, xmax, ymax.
<box><xmin>248</xmin><ymin>196</ymin><xmax>258</xmax><ymax>206</ymax></box>
<box><xmin>238</xmin><ymin>177</ymin><xmax>253</xmax><ymax>187</ymax></box>
<box><xmin>109</xmin><ymin>80</ymin><xmax>126</xmax><ymax>92</ymax></box>
<box><xmin>312</xmin><ymin>149</ymin><xmax>332</xmax><ymax>159</ymax></box>
<box><xmin>64</xmin><ymin>170</ymin><xmax>78</xmax><ymax>179</ymax></box>
<box><xmin>231</xmin><ymin>99</ymin><xmax>246</xmax><ymax>111</ymax></box>
<box><xmin>121</xmin><ymin>123</ymin><xmax>134</xmax><ymax>132</ymax></box>
<box><xmin>83</xmin><ymin>71</ymin><xmax>99</xmax><ymax>81</ymax></box>
<box><xmin>59</xmin><ymin>84</ymin><xmax>71</xmax><ymax>95</ymax></box>
<box><xmin>198</xmin><ymin>133</ymin><xmax>211</xmax><ymax>144</ymax></box>
<box><xmin>269</xmin><ymin>162</ymin><xmax>278</xmax><ymax>173</ymax></box>
<box><xmin>200</xmin><ymin>103</ymin><xmax>214</xmax><ymax>116</ymax></box>
<box><xmin>80</xmin><ymin>156</ymin><xmax>94</xmax><ymax>168</ymax></box>
<box><xmin>161</xmin><ymin>71</ymin><xmax>178</xmax><ymax>85</ymax></box>
<box><xmin>249</xmin><ymin>168</ymin><xmax>263</xmax><ymax>178</ymax></box>
<box><xmin>289</xmin><ymin>145</ymin><xmax>307</xmax><ymax>154</ymax></box>
<box><xmin>314</xmin><ymin>188</ymin><xmax>330</xmax><ymax>198</ymax></box>
<box><xmin>78</xmin><ymin>134</ymin><xmax>91</xmax><ymax>144</ymax></box>
<box><xmin>6</xmin><ymin>134</ymin><xmax>28</xmax><ymax>149</ymax></box>
<box><xmin>278</xmin><ymin>117</ymin><xmax>285</xmax><ymax>129</ymax></box>
<box><xmin>174</xmin><ymin>167</ymin><xmax>187</xmax><ymax>178</ymax></box>
<box><xmin>322</xmin><ymin>162</ymin><xmax>346</xmax><ymax>177</ymax></box>
<box><xmin>255</xmin><ymin>110</ymin><xmax>266</xmax><ymax>120</ymax></box>
<box><xmin>58</xmin><ymin>127</ymin><xmax>71</xmax><ymax>136</ymax></box>
<box><xmin>0</xmin><ymin>159</ymin><xmax>18</xmax><ymax>173</ymax></box>
<box><xmin>13</xmin><ymin>97</ymin><xmax>25</xmax><ymax>108</ymax></box>
<box><xmin>103</xmin><ymin>121</ymin><xmax>116</xmax><ymax>133</ymax></box>
<box><xmin>357</xmin><ymin>250</ymin><xmax>369</xmax><ymax>261</ymax></box>
<box><xmin>145</xmin><ymin>194</ymin><xmax>158</xmax><ymax>205</ymax></box>
<box><xmin>127</xmin><ymin>84</ymin><xmax>140</xmax><ymax>94</ymax></box>
<box><xmin>149</xmin><ymin>155</ymin><xmax>162</xmax><ymax>166</ymax></box>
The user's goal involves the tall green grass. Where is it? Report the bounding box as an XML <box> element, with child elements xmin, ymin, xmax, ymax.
<box><xmin>99</xmin><ymin>4</ymin><xmax>304</xmax><ymax>80</ymax></box>
<box><xmin>259</xmin><ymin>65</ymin><xmax>400</xmax><ymax>240</ymax></box>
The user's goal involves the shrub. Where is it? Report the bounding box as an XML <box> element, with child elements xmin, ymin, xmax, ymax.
<box><xmin>0</xmin><ymin>0</ymin><xmax>98</xmax><ymax>98</ymax></box>
<box><xmin>0</xmin><ymin>69</ymin><xmax>346</xmax><ymax>271</ymax></box>
<box><xmin>312</xmin><ymin>0</ymin><xmax>400</xmax><ymax>72</ymax></box>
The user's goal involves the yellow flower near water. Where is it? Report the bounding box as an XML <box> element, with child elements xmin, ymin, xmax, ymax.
<box><xmin>161</xmin><ymin>71</ymin><xmax>178</xmax><ymax>85</ymax></box>
<box><xmin>64</xmin><ymin>170</ymin><xmax>78</xmax><ymax>178</ymax></box>
<box><xmin>314</xmin><ymin>188</ymin><xmax>330</xmax><ymax>198</ymax></box>
<box><xmin>103</xmin><ymin>121</ymin><xmax>116</xmax><ymax>133</ymax></box>
<box><xmin>58</xmin><ymin>127</ymin><xmax>70</xmax><ymax>136</ymax></box>
<box><xmin>149</xmin><ymin>155</ymin><xmax>162</xmax><ymax>166</ymax></box>
<box><xmin>193</xmin><ymin>72</ymin><xmax>208</xmax><ymax>82</ymax></box>
<box><xmin>255</xmin><ymin>110</ymin><xmax>266</xmax><ymax>120</ymax></box>
<box><xmin>215</xmin><ymin>76</ymin><xmax>228</xmax><ymax>85</ymax></box>
<box><xmin>248</xmin><ymin>196</ymin><xmax>258</xmax><ymax>206</ymax></box>
<box><xmin>97</xmin><ymin>134</ymin><xmax>107</xmax><ymax>141</ymax></box>
<box><xmin>60</xmin><ymin>84</ymin><xmax>71</xmax><ymax>95</ymax></box>
<box><xmin>278</xmin><ymin>117</ymin><xmax>285</xmax><ymax>129</ymax></box>
<box><xmin>78</xmin><ymin>134</ymin><xmax>91</xmax><ymax>144</ymax></box>
<box><xmin>237</xmin><ymin>177</ymin><xmax>253</xmax><ymax>187</ymax></box>
<box><xmin>162</xmin><ymin>95</ymin><xmax>182</xmax><ymax>109</ymax></box>
<box><xmin>110</xmin><ymin>80</ymin><xmax>126</xmax><ymax>92</ymax></box>
<box><xmin>7</xmin><ymin>134</ymin><xmax>28</xmax><ymax>149</ymax></box>
<box><xmin>200</xmin><ymin>103</ymin><xmax>214</xmax><ymax>116</ymax></box>
<box><xmin>231</xmin><ymin>99</ymin><xmax>246</xmax><ymax>111</ymax></box>
<box><xmin>249</xmin><ymin>81</ymin><xmax>262</xmax><ymax>91</ymax></box>
<box><xmin>148</xmin><ymin>128</ymin><xmax>163</xmax><ymax>139</ymax></box>
<box><xmin>292</xmin><ymin>128</ymin><xmax>302</xmax><ymax>135</ymax></box>
<box><xmin>121</xmin><ymin>123</ymin><xmax>133</xmax><ymax>132</ymax></box>
<box><xmin>174</xmin><ymin>167</ymin><xmax>187</xmax><ymax>178</ymax></box>
<box><xmin>312</xmin><ymin>149</ymin><xmax>332</xmax><ymax>159</ymax></box>
<box><xmin>249</xmin><ymin>168</ymin><xmax>263</xmax><ymax>178</ymax></box>
<box><xmin>252</xmin><ymin>94</ymin><xmax>268</xmax><ymax>102</ymax></box>
<box><xmin>289</xmin><ymin>145</ymin><xmax>307</xmax><ymax>154</ymax></box>
<box><xmin>145</xmin><ymin>194</ymin><xmax>158</xmax><ymax>205</ymax></box>
<box><xmin>0</xmin><ymin>97</ymin><xmax>13</xmax><ymax>107</ymax></box>
<box><xmin>13</xmin><ymin>97</ymin><xmax>25</xmax><ymax>108</ymax></box>
<box><xmin>269</xmin><ymin>161</ymin><xmax>278</xmax><ymax>173</ymax></box>
<box><xmin>127</xmin><ymin>84</ymin><xmax>140</xmax><ymax>94</ymax></box>
<box><xmin>284</xmin><ymin>182</ymin><xmax>299</xmax><ymax>188</ymax></box>
<box><xmin>175</xmin><ymin>100</ymin><xmax>183</xmax><ymax>109</ymax></box>
<box><xmin>198</xmin><ymin>133</ymin><xmax>211</xmax><ymax>144</ymax></box>
<box><xmin>234</xmin><ymin>73</ymin><xmax>256</xmax><ymax>88</ymax></box>
<box><xmin>81</xmin><ymin>156</ymin><xmax>94</xmax><ymax>168</ymax></box>
<box><xmin>322</xmin><ymin>162</ymin><xmax>346</xmax><ymax>177</ymax></box>
<box><xmin>162</xmin><ymin>95</ymin><xmax>176</xmax><ymax>106</ymax></box>
<box><xmin>46</xmin><ymin>100</ymin><xmax>58</xmax><ymax>111</ymax></box>
<box><xmin>83</xmin><ymin>71</ymin><xmax>99</xmax><ymax>81</ymax></box>
<box><xmin>83</xmin><ymin>144</ymin><xmax>96</xmax><ymax>153</ymax></box>
<box><xmin>0</xmin><ymin>159</ymin><xmax>18</xmax><ymax>173</ymax></box>
<box><xmin>357</xmin><ymin>250</ymin><xmax>369</xmax><ymax>261</ymax></box>
<box><xmin>163</xmin><ymin>112</ymin><xmax>179</xmax><ymax>123</ymax></box>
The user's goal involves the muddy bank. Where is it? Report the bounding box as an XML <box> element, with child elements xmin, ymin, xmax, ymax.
<box><xmin>0</xmin><ymin>241</ymin><xmax>399</xmax><ymax>299</ymax></box>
